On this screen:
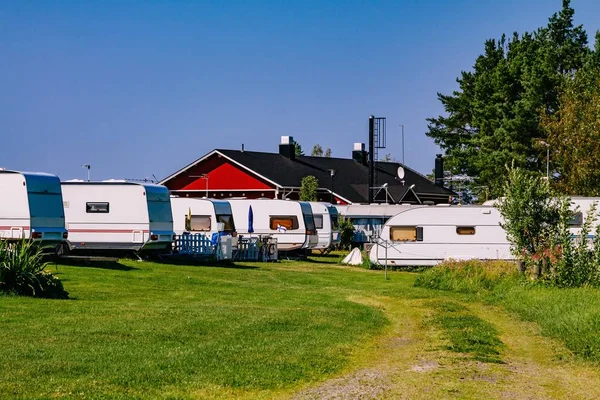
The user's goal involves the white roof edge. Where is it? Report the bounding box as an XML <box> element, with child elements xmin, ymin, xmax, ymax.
<box><xmin>0</xmin><ymin>169</ymin><xmax>58</xmax><ymax>178</ymax></box>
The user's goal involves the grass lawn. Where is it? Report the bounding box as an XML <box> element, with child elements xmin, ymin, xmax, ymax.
<box><xmin>5</xmin><ymin>256</ymin><xmax>600</xmax><ymax>399</ymax></box>
<box><xmin>0</xmin><ymin>255</ymin><xmax>415</xmax><ymax>399</ymax></box>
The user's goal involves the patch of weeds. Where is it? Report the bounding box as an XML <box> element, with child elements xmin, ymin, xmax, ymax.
<box><xmin>428</xmin><ymin>301</ymin><xmax>504</xmax><ymax>364</ymax></box>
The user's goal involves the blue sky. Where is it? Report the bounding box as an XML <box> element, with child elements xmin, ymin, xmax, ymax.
<box><xmin>1</xmin><ymin>0</ymin><xmax>599</xmax><ymax>181</ymax></box>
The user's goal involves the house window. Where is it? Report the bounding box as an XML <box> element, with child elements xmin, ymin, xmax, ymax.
<box><xmin>269</xmin><ymin>215</ymin><xmax>299</xmax><ymax>231</ymax></box>
<box><xmin>86</xmin><ymin>202</ymin><xmax>109</xmax><ymax>213</ymax></box>
<box><xmin>569</xmin><ymin>212</ymin><xmax>583</xmax><ymax>227</ymax></box>
<box><xmin>187</xmin><ymin>215</ymin><xmax>211</xmax><ymax>231</ymax></box>
<box><xmin>314</xmin><ymin>215</ymin><xmax>324</xmax><ymax>229</ymax></box>
<box><xmin>390</xmin><ymin>226</ymin><xmax>417</xmax><ymax>242</ymax></box>
<box><xmin>456</xmin><ymin>226</ymin><xmax>476</xmax><ymax>235</ymax></box>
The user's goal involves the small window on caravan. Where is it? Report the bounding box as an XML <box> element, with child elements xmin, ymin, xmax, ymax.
<box><xmin>456</xmin><ymin>226</ymin><xmax>476</xmax><ymax>235</ymax></box>
<box><xmin>269</xmin><ymin>216</ymin><xmax>299</xmax><ymax>230</ymax></box>
<box><xmin>390</xmin><ymin>226</ymin><xmax>417</xmax><ymax>242</ymax></box>
<box><xmin>86</xmin><ymin>202</ymin><xmax>109</xmax><ymax>213</ymax></box>
<box><xmin>189</xmin><ymin>215</ymin><xmax>211</xmax><ymax>231</ymax></box>
<box><xmin>569</xmin><ymin>212</ymin><xmax>583</xmax><ymax>227</ymax></box>
<box><xmin>216</xmin><ymin>214</ymin><xmax>235</xmax><ymax>231</ymax></box>
<box><xmin>314</xmin><ymin>215</ymin><xmax>324</xmax><ymax>229</ymax></box>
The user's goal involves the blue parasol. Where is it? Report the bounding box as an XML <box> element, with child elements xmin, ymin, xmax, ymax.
<box><xmin>248</xmin><ymin>205</ymin><xmax>254</xmax><ymax>233</ymax></box>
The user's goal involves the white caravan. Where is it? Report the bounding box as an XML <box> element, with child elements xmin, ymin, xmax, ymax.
<box><xmin>228</xmin><ymin>199</ymin><xmax>318</xmax><ymax>251</ymax></box>
<box><xmin>485</xmin><ymin>197</ymin><xmax>600</xmax><ymax>238</ymax></box>
<box><xmin>309</xmin><ymin>202</ymin><xmax>341</xmax><ymax>250</ymax></box>
<box><xmin>61</xmin><ymin>181</ymin><xmax>174</xmax><ymax>254</ymax></box>
<box><xmin>337</xmin><ymin>204</ymin><xmax>425</xmax><ymax>244</ymax></box>
<box><xmin>170</xmin><ymin>197</ymin><xmax>236</xmax><ymax>236</ymax></box>
<box><xmin>0</xmin><ymin>169</ymin><xmax>68</xmax><ymax>249</ymax></box>
<box><xmin>369</xmin><ymin>205</ymin><xmax>513</xmax><ymax>266</ymax></box>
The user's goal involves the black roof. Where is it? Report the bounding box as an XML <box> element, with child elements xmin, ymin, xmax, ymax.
<box><xmin>216</xmin><ymin>149</ymin><xmax>454</xmax><ymax>203</ymax></box>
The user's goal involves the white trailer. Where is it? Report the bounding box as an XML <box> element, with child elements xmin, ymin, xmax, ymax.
<box><xmin>309</xmin><ymin>202</ymin><xmax>340</xmax><ymax>250</ymax></box>
<box><xmin>228</xmin><ymin>199</ymin><xmax>318</xmax><ymax>251</ymax></box>
<box><xmin>337</xmin><ymin>204</ymin><xmax>425</xmax><ymax>244</ymax></box>
<box><xmin>0</xmin><ymin>169</ymin><xmax>68</xmax><ymax>249</ymax></box>
<box><xmin>170</xmin><ymin>197</ymin><xmax>236</xmax><ymax>236</ymax></box>
<box><xmin>369</xmin><ymin>205</ymin><xmax>513</xmax><ymax>266</ymax></box>
<box><xmin>61</xmin><ymin>181</ymin><xmax>174</xmax><ymax>254</ymax></box>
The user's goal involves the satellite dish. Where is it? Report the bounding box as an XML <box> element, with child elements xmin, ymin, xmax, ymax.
<box><xmin>397</xmin><ymin>166</ymin><xmax>405</xmax><ymax>179</ymax></box>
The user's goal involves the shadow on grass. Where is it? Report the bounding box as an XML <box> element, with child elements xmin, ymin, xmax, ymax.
<box><xmin>54</xmin><ymin>257</ymin><xmax>138</xmax><ymax>271</ymax></box>
<box><xmin>154</xmin><ymin>255</ymin><xmax>260</xmax><ymax>270</ymax></box>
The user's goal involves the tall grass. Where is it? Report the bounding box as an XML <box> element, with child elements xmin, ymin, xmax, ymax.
<box><xmin>0</xmin><ymin>239</ymin><xmax>68</xmax><ymax>298</ymax></box>
<box><xmin>415</xmin><ymin>260</ymin><xmax>600</xmax><ymax>363</ymax></box>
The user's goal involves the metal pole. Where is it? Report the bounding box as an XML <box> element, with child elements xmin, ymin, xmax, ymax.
<box><xmin>330</xmin><ymin>176</ymin><xmax>333</xmax><ymax>204</ymax></box>
<box><xmin>400</xmin><ymin>124</ymin><xmax>405</xmax><ymax>165</ymax></box>
<box><xmin>368</xmin><ymin>115</ymin><xmax>375</xmax><ymax>203</ymax></box>
<box><xmin>205</xmin><ymin>176</ymin><xmax>209</xmax><ymax>198</ymax></box>
<box><xmin>87</xmin><ymin>167</ymin><xmax>90</xmax><ymax>182</ymax></box>
<box><xmin>384</xmin><ymin>240</ymin><xmax>388</xmax><ymax>280</ymax></box>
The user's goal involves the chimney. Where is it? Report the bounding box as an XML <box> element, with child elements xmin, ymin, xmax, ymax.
<box><xmin>279</xmin><ymin>136</ymin><xmax>295</xmax><ymax>160</ymax></box>
<box><xmin>352</xmin><ymin>143</ymin><xmax>368</xmax><ymax>166</ymax></box>
<box><xmin>435</xmin><ymin>154</ymin><xmax>444</xmax><ymax>187</ymax></box>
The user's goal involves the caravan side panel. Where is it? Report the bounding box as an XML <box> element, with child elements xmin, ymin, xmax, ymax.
<box><xmin>0</xmin><ymin>173</ymin><xmax>31</xmax><ymax>240</ymax></box>
<box><xmin>63</xmin><ymin>184</ymin><xmax>150</xmax><ymax>251</ymax></box>
<box><xmin>228</xmin><ymin>199</ymin><xmax>307</xmax><ymax>251</ymax></box>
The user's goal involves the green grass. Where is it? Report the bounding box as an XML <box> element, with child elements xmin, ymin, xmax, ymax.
<box><xmin>427</xmin><ymin>301</ymin><xmax>504</xmax><ymax>363</ymax></box>
<box><xmin>415</xmin><ymin>260</ymin><xmax>600</xmax><ymax>363</ymax></box>
<box><xmin>0</xmin><ymin>257</ymin><xmax>409</xmax><ymax>399</ymax></box>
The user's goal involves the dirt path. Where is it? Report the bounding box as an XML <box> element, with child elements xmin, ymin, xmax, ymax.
<box><xmin>291</xmin><ymin>296</ymin><xmax>600</xmax><ymax>400</ymax></box>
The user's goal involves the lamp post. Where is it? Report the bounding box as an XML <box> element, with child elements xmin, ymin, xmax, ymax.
<box><xmin>399</xmin><ymin>124</ymin><xmax>405</xmax><ymax>165</ymax></box>
<box><xmin>189</xmin><ymin>174</ymin><xmax>209</xmax><ymax>197</ymax></box>
<box><xmin>81</xmin><ymin>164</ymin><xmax>91</xmax><ymax>182</ymax></box>
<box><xmin>201</xmin><ymin>174</ymin><xmax>209</xmax><ymax>197</ymax></box>
<box><xmin>329</xmin><ymin>169</ymin><xmax>336</xmax><ymax>204</ymax></box>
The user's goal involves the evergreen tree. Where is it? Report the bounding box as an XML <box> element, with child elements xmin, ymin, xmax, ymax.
<box><xmin>294</xmin><ymin>142</ymin><xmax>304</xmax><ymax>157</ymax></box>
<box><xmin>311</xmin><ymin>144</ymin><xmax>323</xmax><ymax>157</ymax></box>
<box><xmin>324</xmin><ymin>148</ymin><xmax>332</xmax><ymax>158</ymax></box>
<box><xmin>426</xmin><ymin>0</ymin><xmax>591</xmax><ymax>198</ymax></box>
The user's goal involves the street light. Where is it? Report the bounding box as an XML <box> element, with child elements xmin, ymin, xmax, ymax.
<box><xmin>81</xmin><ymin>164</ymin><xmax>91</xmax><ymax>182</ymax></box>
<box><xmin>329</xmin><ymin>169</ymin><xmax>336</xmax><ymax>204</ymax></box>
<box><xmin>189</xmin><ymin>174</ymin><xmax>209</xmax><ymax>197</ymax></box>
<box><xmin>538</xmin><ymin>140</ymin><xmax>550</xmax><ymax>180</ymax></box>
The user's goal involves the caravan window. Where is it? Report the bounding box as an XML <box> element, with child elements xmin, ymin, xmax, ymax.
<box><xmin>331</xmin><ymin>215</ymin><xmax>340</xmax><ymax>230</ymax></box>
<box><xmin>456</xmin><ymin>226</ymin><xmax>476</xmax><ymax>235</ymax></box>
<box><xmin>314</xmin><ymin>215</ymin><xmax>324</xmax><ymax>229</ymax></box>
<box><xmin>569</xmin><ymin>212</ymin><xmax>583</xmax><ymax>227</ymax></box>
<box><xmin>189</xmin><ymin>215</ymin><xmax>211</xmax><ymax>231</ymax></box>
<box><xmin>390</xmin><ymin>226</ymin><xmax>417</xmax><ymax>242</ymax></box>
<box><xmin>216</xmin><ymin>214</ymin><xmax>235</xmax><ymax>231</ymax></box>
<box><xmin>86</xmin><ymin>202</ymin><xmax>109</xmax><ymax>213</ymax></box>
<box><xmin>269</xmin><ymin>216</ymin><xmax>299</xmax><ymax>230</ymax></box>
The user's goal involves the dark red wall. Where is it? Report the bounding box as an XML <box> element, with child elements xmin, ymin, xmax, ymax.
<box><xmin>164</xmin><ymin>153</ymin><xmax>274</xmax><ymax>194</ymax></box>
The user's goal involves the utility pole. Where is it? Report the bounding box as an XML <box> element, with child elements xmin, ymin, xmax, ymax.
<box><xmin>399</xmin><ymin>124</ymin><xmax>405</xmax><ymax>165</ymax></box>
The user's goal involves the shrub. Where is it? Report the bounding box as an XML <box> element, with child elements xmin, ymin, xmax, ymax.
<box><xmin>338</xmin><ymin>217</ymin><xmax>355</xmax><ymax>250</ymax></box>
<box><xmin>0</xmin><ymin>240</ymin><xmax>68</xmax><ymax>299</ymax></box>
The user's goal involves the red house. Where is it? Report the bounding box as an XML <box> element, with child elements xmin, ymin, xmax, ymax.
<box><xmin>160</xmin><ymin>137</ymin><xmax>454</xmax><ymax>205</ymax></box>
